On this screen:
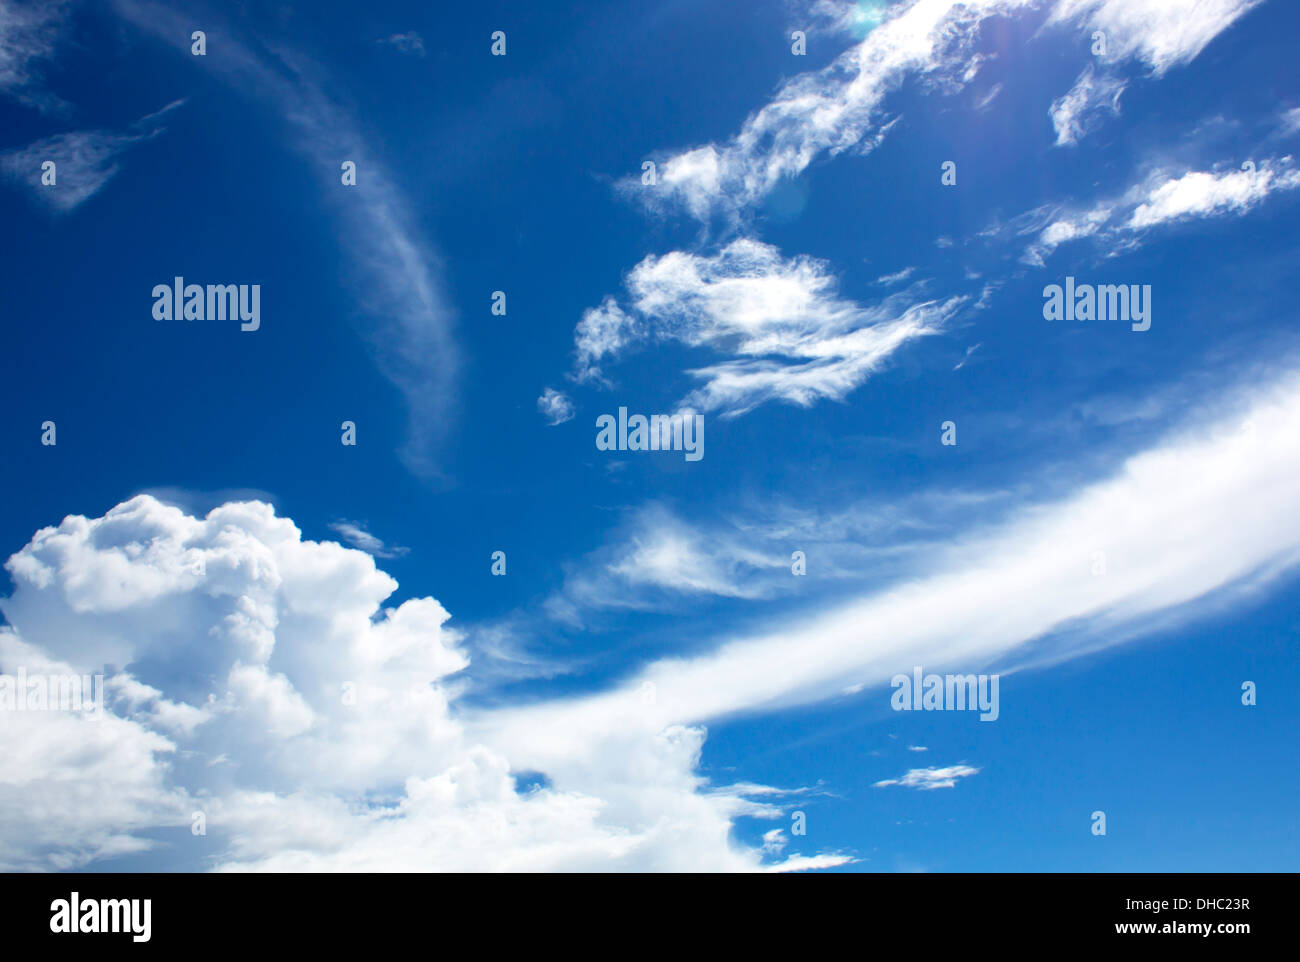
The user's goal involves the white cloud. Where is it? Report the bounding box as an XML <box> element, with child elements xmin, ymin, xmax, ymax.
<box><xmin>875</xmin><ymin>764</ymin><xmax>980</xmax><ymax>789</ymax></box>
<box><xmin>1023</xmin><ymin>158</ymin><xmax>1300</xmax><ymax>262</ymax></box>
<box><xmin>636</xmin><ymin>0</ymin><xmax>1040</xmax><ymax>221</ymax></box>
<box><xmin>573</xmin><ymin>239</ymin><xmax>952</xmax><ymax>417</ymax></box>
<box><xmin>552</xmin><ymin>503</ymin><xmax>789</xmax><ymax>616</ymax></box>
<box><xmin>0</xmin><ymin>496</ymin><xmax>817</xmax><ymax>871</ymax></box>
<box><xmin>1126</xmin><ymin>162</ymin><xmax>1300</xmax><ymax>229</ymax></box>
<box><xmin>1049</xmin><ymin>64</ymin><xmax>1125</xmax><ymax>146</ymax></box>
<box><xmin>482</xmin><ymin>370</ymin><xmax>1300</xmax><ymax>773</ymax></box>
<box><xmin>1037</xmin><ymin>0</ymin><xmax>1259</xmax><ymax>145</ymax></box>
<box><xmin>875</xmin><ymin>266</ymin><xmax>916</xmax><ymax>286</ymax></box>
<box><xmin>1048</xmin><ymin>0</ymin><xmax>1262</xmax><ymax>76</ymax></box>
<box><xmin>571</xmin><ymin>297</ymin><xmax>640</xmax><ymax>386</ymax></box>
<box><xmin>537</xmin><ymin>387</ymin><xmax>576</xmax><ymax>426</ymax></box>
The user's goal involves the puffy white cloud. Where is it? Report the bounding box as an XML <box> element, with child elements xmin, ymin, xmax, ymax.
<box><xmin>874</xmin><ymin>764</ymin><xmax>980</xmax><ymax>789</ymax></box>
<box><xmin>0</xmin><ymin>495</ymin><xmax>811</xmax><ymax>871</ymax></box>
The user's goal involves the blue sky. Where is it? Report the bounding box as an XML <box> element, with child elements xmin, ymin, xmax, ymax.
<box><xmin>1</xmin><ymin>0</ymin><xmax>1298</xmax><ymax>871</ymax></box>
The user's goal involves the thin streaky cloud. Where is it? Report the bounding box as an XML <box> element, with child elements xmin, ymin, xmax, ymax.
<box><xmin>328</xmin><ymin>521</ymin><xmax>409</xmax><ymax>559</ymax></box>
<box><xmin>0</xmin><ymin>101</ymin><xmax>184</xmax><ymax>211</ymax></box>
<box><xmin>1023</xmin><ymin>156</ymin><xmax>1300</xmax><ymax>263</ymax></box>
<box><xmin>483</xmin><ymin>369</ymin><xmax>1300</xmax><ymax>770</ymax></box>
<box><xmin>112</xmin><ymin>0</ymin><xmax>461</xmax><ymax>480</ymax></box>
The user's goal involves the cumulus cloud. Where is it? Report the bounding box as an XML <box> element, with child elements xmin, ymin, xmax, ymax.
<box><xmin>0</xmin><ymin>496</ymin><xmax>827</xmax><ymax>871</ymax></box>
<box><xmin>536</xmin><ymin>387</ymin><xmax>576</xmax><ymax>426</ymax></box>
<box><xmin>571</xmin><ymin>239</ymin><xmax>952</xmax><ymax>417</ymax></box>
<box><xmin>875</xmin><ymin>764</ymin><xmax>980</xmax><ymax>789</ymax></box>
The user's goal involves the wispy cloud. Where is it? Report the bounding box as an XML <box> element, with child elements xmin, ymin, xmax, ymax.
<box><xmin>1023</xmin><ymin>157</ymin><xmax>1300</xmax><ymax>263</ymax></box>
<box><xmin>875</xmin><ymin>764</ymin><xmax>980</xmax><ymax>789</ymax></box>
<box><xmin>1050</xmin><ymin>64</ymin><xmax>1124</xmax><ymax>146</ymax></box>
<box><xmin>0</xmin><ymin>100</ymin><xmax>184</xmax><ymax>211</ymax></box>
<box><xmin>376</xmin><ymin>31</ymin><xmax>425</xmax><ymax>57</ymax></box>
<box><xmin>0</xmin><ymin>0</ymin><xmax>71</xmax><ymax>111</ymax></box>
<box><xmin>572</xmin><ymin>239</ymin><xmax>951</xmax><ymax>417</ymax></box>
<box><xmin>111</xmin><ymin>0</ymin><xmax>460</xmax><ymax>480</ymax></box>
<box><xmin>484</xmin><ymin>369</ymin><xmax>1300</xmax><ymax>768</ymax></box>
<box><xmin>629</xmin><ymin>0</ymin><xmax>1040</xmax><ymax>222</ymax></box>
<box><xmin>328</xmin><ymin>521</ymin><xmax>409</xmax><ymax>559</ymax></box>
<box><xmin>875</xmin><ymin>266</ymin><xmax>916</xmax><ymax>287</ymax></box>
